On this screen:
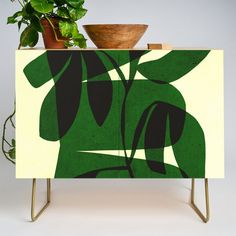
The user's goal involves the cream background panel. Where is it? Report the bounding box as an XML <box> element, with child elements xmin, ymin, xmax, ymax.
<box><xmin>172</xmin><ymin>50</ymin><xmax>224</xmax><ymax>178</ymax></box>
<box><xmin>16</xmin><ymin>50</ymin><xmax>60</xmax><ymax>178</ymax></box>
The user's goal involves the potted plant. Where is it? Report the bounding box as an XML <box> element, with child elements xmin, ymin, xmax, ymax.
<box><xmin>7</xmin><ymin>0</ymin><xmax>88</xmax><ymax>49</ymax></box>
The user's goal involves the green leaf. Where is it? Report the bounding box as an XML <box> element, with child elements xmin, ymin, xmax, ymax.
<box><xmin>59</xmin><ymin>20</ymin><xmax>78</xmax><ymax>38</ymax></box>
<box><xmin>30</xmin><ymin>0</ymin><xmax>54</xmax><ymax>14</ymax></box>
<box><xmin>7</xmin><ymin>16</ymin><xmax>18</xmax><ymax>24</ymax></box>
<box><xmin>172</xmin><ymin>112</ymin><xmax>206</xmax><ymax>177</ymax></box>
<box><xmin>7</xmin><ymin>11</ymin><xmax>23</xmax><ymax>24</ymax></box>
<box><xmin>66</xmin><ymin>0</ymin><xmax>84</xmax><ymax>9</ymax></box>
<box><xmin>25</xmin><ymin>2</ymin><xmax>35</xmax><ymax>15</ymax></box>
<box><xmin>73</xmin><ymin>38</ymin><xmax>87</xmax><ymax>48</ymax></box>
<box><xmin>68</xmin><ymin>6</ymin><xmax>87</xmax><ymax>21</ymax></box>
<box><xmin>23</xmin><ymin>52</ymin><xmax>54</xmax><ymax>88</ymax></box>
<box><xmin>54</xmin><ymin>0</ymin><xmax>66</xmax><ymax>6</ymax></box>
<box><xmin>57</xmin><ymin>7</ymin><xmax>70</xmax><ymax>19</ymax></box>
<box><xmin>64</xmin><ymin>41</ymin><xmax>73</xmax><ymax>47</ymax></box>
<box><xmin>13</xmin><ymin>11</ymin><xmax>23</xmax><ymax>18</ymax></box>
<box><xmin>30</xmin><ymin>16</ymin><xmax>43</xmax><ymax>32</ymax></box>
<box><xmin>20</xmin><ymin>25</ymin><xmax>39</xmax><ymax>47</ymax></box>
<box><xmin>8</xmin><ymin>148</ymin><xmax>15</xmax><ymax>159</ymax></box>
<box><xmin>11</xmin><ymin>139</ymin><xmax>16</xmax><ymax>147</ymax></box>
<box><xmin>138</xmin><ymin>51</ymin><xmax>210</xmax><ymax>83</ymax></box>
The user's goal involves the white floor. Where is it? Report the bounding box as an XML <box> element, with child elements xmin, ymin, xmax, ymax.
<box><xmin>0</xmin><ymin>155</ymin><xmax>235</xmax><ymax>236</ymax></box>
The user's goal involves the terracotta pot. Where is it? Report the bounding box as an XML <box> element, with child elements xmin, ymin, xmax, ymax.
<box><xmin>83</xmin><ymin>24</ymin><xmax>148</xmax><ymax>49</ymax></box>
<box><xmin>40</xmin><ymin>18</ymin><xmax>68</xmax><ymax>49</ymax></box>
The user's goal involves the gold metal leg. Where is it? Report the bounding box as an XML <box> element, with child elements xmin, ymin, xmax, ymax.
<box><xmin>190</xmin><ymin>178</ymin><xmax>210</xmax><ymax>223</ymax></box>
<box><xmin>31</xmin><ymin>178</ymin><xmax>51</xmax><ymax>222</ymax></box>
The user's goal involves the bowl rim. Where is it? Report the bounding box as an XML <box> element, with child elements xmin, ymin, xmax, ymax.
<box><xmin>83</xmin><ymin>24</ymin><xmax>148</xmax><ymax>27</ymax></box>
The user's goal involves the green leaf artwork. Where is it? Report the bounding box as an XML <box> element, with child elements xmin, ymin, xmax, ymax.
<box><xmin>19</xmin><ymin>49</ymin><xmax>221</xmax><ymax>178</ymax></box>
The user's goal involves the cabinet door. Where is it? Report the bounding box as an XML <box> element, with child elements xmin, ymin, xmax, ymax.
<box><xmin>50</xmin><ymin>50</ymin><xmax>125</xmax><ymax>178</ymax></box>
<box><xmin>119</xmin><ymin>50</ymin><xmax>224</xmax><ymax>178</ymax></box>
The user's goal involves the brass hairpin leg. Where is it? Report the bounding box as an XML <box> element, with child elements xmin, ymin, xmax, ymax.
<box><xmin>31</xmin><ymin>178</ymin><xmax>51</xmax><ymax>222</ymax></box>
<box><xmin>191</xmin><ymin>178</ymin><xmax>210</xmax><ymax>223</ymax></box>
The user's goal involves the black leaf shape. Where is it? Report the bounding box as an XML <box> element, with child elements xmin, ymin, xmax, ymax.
<box><xmin>129</xmin><ymin>102</ymin><xmax>157</xmax><ymax>162</ymax></box>
<box><xmin>129</xmin><ymin>50</ymin><xmax>147</xmax><ymax>61</ymax></box>
<box><xmin>83</xmin><ymin>51</ymin><xmax>113</xmax><ymax>126</ymax></box>
<box><xmin>54</xmin><ymin>51</ymin><xmax>83</xmax><ymax>138</ymax></box>
<box><xmin>87</xmin><ymin>81</ymin><xmax>113</xmax><ymax>126</ymax></box>
<box><xmin>47</xmin><ymin>51</ymin><xmax>73</xmax><ymax>77</ymax></box>
<box><xmin>144</xmin><ymin>103</ymin><xmax>167</xmax><ymax>174</ymax></box>
<box><xmin>168</xmin><ymin>104</ymin><xmax>186</xmax><ymax>144</ymax></box>
<box><xmin>82</xmin><ymin>51</ymin><xmax>109</xmax><ymax>79</ymax></box>
<box><xmin>144</xmin><ymin>102</ymin><xmax>186</xmax><ymax>175</ymax></box>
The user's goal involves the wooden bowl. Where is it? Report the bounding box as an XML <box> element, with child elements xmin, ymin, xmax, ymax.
<box><xmin>83</xmin><ymin>24</ymin><xmax>148</xmax><ymax>49</ymax></box>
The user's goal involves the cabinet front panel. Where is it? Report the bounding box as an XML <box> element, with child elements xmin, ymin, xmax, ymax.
<box><xmin>16</xmin><ymin>50</ymin><xmax>224</xmax><ymax>178</ymax></box>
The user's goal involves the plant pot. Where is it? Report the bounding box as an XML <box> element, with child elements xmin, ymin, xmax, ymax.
<box><xmin>40</xmin><ymin>18</ymin><xmax>68</xmax><ymax>49</ymax></box>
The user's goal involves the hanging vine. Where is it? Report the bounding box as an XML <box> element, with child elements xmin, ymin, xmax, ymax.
<box><xmin>1</xmin><ymin>106</ymin><xmax>16</xmax><ymax>164</ymax></box>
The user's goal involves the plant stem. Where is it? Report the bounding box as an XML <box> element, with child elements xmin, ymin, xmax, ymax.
<box><xmin>101</xmin><ymin>52</ymin><xmax>134</xmax><ymax>177</ymax></box>
<box><xmin>45</xmin><ymin>16</ymin><xmax>65</xmax><ymax>42</ymax></box>
<box><xmin>1</xmin><ymin>107</ymin><xmax>16</xmax><ymax>164</ymax></box>
<box><xmin>17</xmin><ymin>0</ymin><xmax>24</xmax><ymax>8</ymax></box>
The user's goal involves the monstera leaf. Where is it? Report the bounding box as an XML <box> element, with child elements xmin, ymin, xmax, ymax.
<box><xmin>138</xmin><ymin>50</ymin><xmax>210</xmax><ymax>83</ymax></box>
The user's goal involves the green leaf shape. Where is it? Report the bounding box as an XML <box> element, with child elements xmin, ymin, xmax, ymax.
<box><xmin>59</xmin><ymin>20</ymin><xmax>77</xmax><ymax>38</ymax></box>
<box><xmin>55</xmin><ymin>152</ymin><xmax>126</xmax><ymax>178</ymax></box>
<box><xmin>57</xmin><ymin>7</ymin><xmax>70</xmax><ymax>19</ymax></box>
<box><xmin>138</xmin><ymin>50</ymin><xmax>210</xmax><ymax>83</ymax></box>
<box><xmin>73</xmin><ymin>37</ymin><xmax>87</xmax><ymax>48</ymax></box>
<box><xmin>7</xmin><ymin>16</ymin><xmax>18</xmax><ymax>24</ymax></box>
<box><xmin>30</xmin><ymin>0</ymin><xmax>54</xmax><ymax>14</ymax></box>
<box><xmin>40</xmin><ymin>86</ymin><xmax>60</xmax><ymax>141</ymax></box>
<box><xmin>23</xmin><ymin>52</ymin><xmax>52</xmax><ymax>88</ymax></box>
<box><xmin>30</xmin><ymin>16</ymin><xmax>43</xmax><ymax>32</ymax></box>
<box><xmin>54</xmin><ymin>0</ymin><xmax>66</xmax><ymax>6</ymax></box>
<box><xmin>20</xmin><ymin>25</ymin><xmax>39</xmax><ymax>47</ymax></box>
<box><xmin>172</xmin><ymin>112</ymin><xmax>205</xmax><ymax>177</ymax></box>
<box><xmin>59</xmin><ymin>20</ymin><xmax>87</xmax><ymax>47</ymax></box>
<box><xmin>68</xmin><ymin>6</ymin><xmax>87</xmax><ymax>21</ymax></box>
<box><xmin>64</xmin><ymin>41</ymin><xmax>73</xmax><ymax>47</ymax></box>
<box><xmin>24</xmin><ymin>2</ymin><xmax>35</xmax><ymax>16</ymax></box>
<box><xmin>12</xmin><ymin>139</ymin><xmax>16</xmax><ymax>146</ymax></box>
<box><xmin>125</xmin><ymin>82</ymin><xmax>186</xmax><ymax>151</ymax></box>
<box><xmin>8</xmin><ymin>148</ymin><xmax>15</xmax><ymax>159</ymax></box>
<box><xmin>130</xmin><ymin>158</ymin><xmax>183</xmax><ymax>178</ymax></box>
<box><xmin>66</xmin><ymin>0</ymin><xmax>84</xmax><ymax>8</ymax></box>
<box><xmin>7</xmin><ymin>11</ymin><xmax>22</xmax><ymax>24</ymax></box>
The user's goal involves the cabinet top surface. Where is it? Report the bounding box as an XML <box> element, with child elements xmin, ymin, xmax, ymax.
<box><xmin>16</xmin><ymin>47</ymin><xmax>222</xmax><ymax>51</ymax></box>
